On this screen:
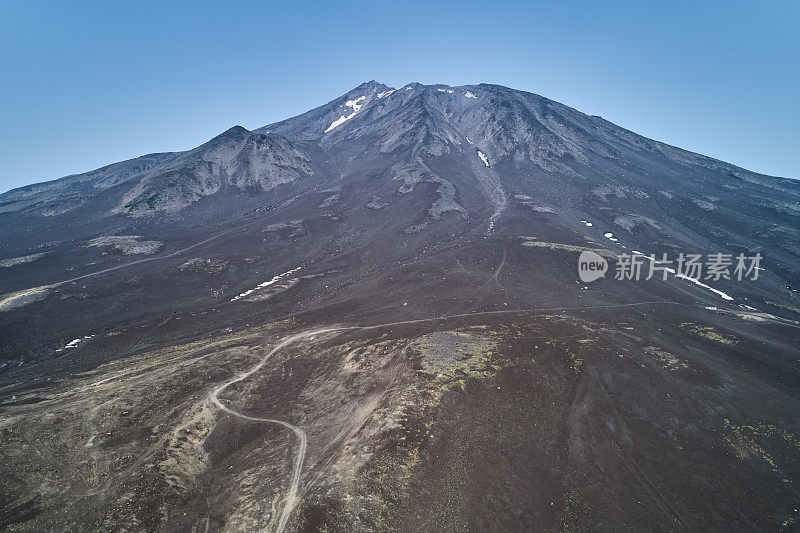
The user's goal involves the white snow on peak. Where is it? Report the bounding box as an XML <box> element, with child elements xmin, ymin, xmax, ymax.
<box><xmin>405</xmin><ymin>86</ymin><xmax>412</xmax><ymax>90</ymax></box>
<box><xmin>325</xmin><ymin>96</ymin><xmax>367</xmax><ymax>133</ymax></box>
<box><xmin>465</xmin><ymin>91</ymin><xmax>477</xmax><ymax>99</ymax></box>
<box><xmin>377</xmin><ymin>89</ymin><xmax>396</xmax><ymax>98</ymax></box>
<box><xmin>347</xmin><ymin>95</ymin><xmax>365</xmax><ymax>109</ymax></box>
<box><xmin>604</xmin><ymin>232</ymin><xmax>614</xmax><ymax>238</ymax></box>
<box><xmin>437</xmin><ymin>88</ymin><xmax>455</xmax><ymax>94</ymax></box>
<box><xmin>477</xmin><ymin>150</ymin><xmax>490</xmax><ymax>167</ymax></box>
<box><xmin>325</xmin><ymin>115</ymin><xmax>349</xmax><ymax>132</ymax></box>
<box><xmin>466</xmin><ymin>136</ymin><xmax>473</xmax><ymax>144</ymax></box>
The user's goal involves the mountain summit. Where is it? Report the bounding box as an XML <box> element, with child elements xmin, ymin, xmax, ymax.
<box><xmin>3</xmin><ymin>82</ymin><xmax>798</xmax><ymax>230</ymax></box>
<box><xmin>1</xmin><ymin>82</ymin><xmax>800</xmax><ymax>532</ymax></box>
<box><xmin>2</xmin><ymin>82</ymin><xmax>798</xmax><ymax>291</ymax></box>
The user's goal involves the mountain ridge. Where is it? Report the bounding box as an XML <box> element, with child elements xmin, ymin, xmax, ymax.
<box><xmin>2</xmin><ymin>80</ymin><xmax>800</xmax><ymax>532</ymax></box>
<box><xmin>2</xmin><ymin>80</ymin><xmax>795</xmax><ymax>205</ymax></box>
<box><xmin>3</xmin><ymin>81</ymin><xmax>800</xmax><ymax>285</ymax></box>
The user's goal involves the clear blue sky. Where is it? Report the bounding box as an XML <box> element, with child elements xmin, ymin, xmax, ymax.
<box><xmin>1</xmin><ymin>1</ymin><xmax>798</xmax><ymax>192</ymax></box>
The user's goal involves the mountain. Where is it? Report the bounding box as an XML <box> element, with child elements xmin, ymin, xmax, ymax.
<box><xmin>117</xmin><ymin>126</ymin><xmax>314</xmax><ymax>215</ymax></box>
<box><xmin>1</xmin><ymin>82</ymin><xmax>799</xmax><ymax>532</ymax></box>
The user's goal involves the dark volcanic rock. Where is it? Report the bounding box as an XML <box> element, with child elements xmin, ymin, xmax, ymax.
<box><xmin>1</xmin><ymin>81</ymin><xmax>799</xmax><ymax>532</ymax></box>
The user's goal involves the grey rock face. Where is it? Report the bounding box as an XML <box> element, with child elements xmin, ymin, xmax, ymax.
<box><xmin>3</xmin><ymin>81</ymin><xmax>800</xmax><ymax>533</ymax></box>
<box><xmin>1</xmin><ymin>80</ymin><xmax>799</xmax><ymax>322</ymax></box>
<box><xmin>2</xmin><ymin>80</ymin><xmax>799</xmax><ymax>287</ymax></box>
<box><xmin>0</xmin><ymin>152</ymin><xmax>176</xmax><ymax>216</ymax></box>
<box><xmin>117</xmin><ymin>126</ymin><xmax>313</xmax><ymax>215</ymax></box>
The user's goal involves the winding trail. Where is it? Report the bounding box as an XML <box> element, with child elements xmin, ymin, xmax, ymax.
<box><xmin>206</xmin><ymin>297</ymin><xmax>800</xmax><ymax>531</ymax></box>
<box><xmin>204</xmin><ymin>299</ymin><xmax>697</xmax><ymax>532</ymax></box>
<box><xmin>208</xmin><ymin>327</ymin><xmax>338</xmax><ymax>533</ymax></box>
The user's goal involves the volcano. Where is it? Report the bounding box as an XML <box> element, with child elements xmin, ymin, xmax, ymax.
<box><xmin>1</xmin><ymin>82</ymin><xmax>799</xmax><ymax>531</ymax></box>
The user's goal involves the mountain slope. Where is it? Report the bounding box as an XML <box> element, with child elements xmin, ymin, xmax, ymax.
<box><xmin>1</xmin><ymin>82</ymin><xmax>799</xmax><ymax>532</ymax></box>
<box><xmin>0</xmin><ymin>151</ymin><xmax>177</xmax><ymax>216</ymax></box>
<box><xmin>117</xmin><ymin>126</ymin><xmax>314</xmax><ymax>215</ymax></box>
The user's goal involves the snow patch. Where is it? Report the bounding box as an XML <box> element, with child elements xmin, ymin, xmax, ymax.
<box><xmin>348</xmin><ymin>96</ymin><xmax>366</xmax><ymax>109</ymax></box>
<box><xmin>231</xmin><ymin>267</ymin><xmax>301</xmax><ymax>301</ymax></box>
<box><xmin>325</xmin><ymin>96</ymin><xmax>366</xmax><ymax>133</ymax></box>
<box><xmin>56</xmin><ymin>334</ymin><xmax>95</xmax><ymax>352</ymax></box>
<box><xmin>477</xmin><ymin>150</ymin><xmax>490</xmax><ymax>167</ymax></box>
<box><xmin>604</xmin><ymin>232</ymin><xmax>614</xmax><ymax>238</ymax></box>
<box><xmin>675</xmin><ymin>274</ymin><xmax>734</xmax><ymax>301</ymax></box>
<box><xmin>376</xmin><ymin>89</ymin><xmax>396</xmax><ymax>98</ymax></box>
<box><xmin>465</xmin><ymin>91</ymin><xmax>477</xmax><ymax>99</ymax></box>
<box><xmin>637</xmin><ymin>253</ymin><xmax>734</xmax><ymax>301</ymax></box>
